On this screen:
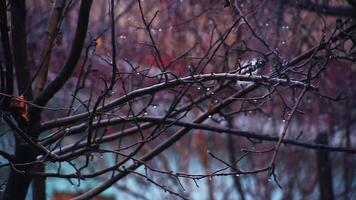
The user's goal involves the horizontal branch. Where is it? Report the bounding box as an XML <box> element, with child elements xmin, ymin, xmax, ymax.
<box><xmin>285</xmin><ymin>0</ymin><xmax>355</xmax><ymax>17</ymax></box>
<box><xmin>73</xmin><ymin>84</ymin><xmax>258</xmax><ymax>199</ymax></box>
<box><xmin>0</xmin><ymin>150</ymin><xmax>15</xmax><ymax>163</ymax></box>
<box><xmin>43</xmin><ymin>23</ymin><xmax>356</xmax><ymax>131</ymax></box>
<box><xmin>41</xmin><ymin>23</ymin><xmax>356</xmax><ymax>131</ymax></box>
<box><xmin>40</xmin><ymin>73</ymin><xmax>314</xmax><ymax>131</ymax></box>
<box><xmin>48</xmin><ymin>115</ymin><xmax>356</xmax><ymax>158</ymax></box>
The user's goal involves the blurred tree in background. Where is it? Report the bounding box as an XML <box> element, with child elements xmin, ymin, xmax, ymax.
<box><xmin>0</xmin><ymin>0</ymin><xmax>355</xmax><ymax>199</ymax></box>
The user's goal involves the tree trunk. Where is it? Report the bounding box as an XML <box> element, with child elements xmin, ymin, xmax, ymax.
<box><xmin>2</xmin><ymin>0</ymin><xmax>37</xmax><ymax>199</ymax></box>
<box><xmin>3</xmin><ymin>139</ymin><xmax>36</xmax><ymax>200</ymax></box>
<box><xmin>32</xmin><ymin>163</ymin><xmax>46</xmax><ymax>200</ymax></box>
<box><xmin>315</xmin><ymin>133</ymin><xmax>334</xmax><ymax>200</ymax></box>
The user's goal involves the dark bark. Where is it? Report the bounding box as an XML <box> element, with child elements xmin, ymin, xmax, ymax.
<box><xmin>3</xmin><ymin>1</ymin><xmax>36</xmax><ymax>199</ymax></box>
<box><xmin>285</xmin><ymin>0</ymin><xmax>355</xmax><ymax>17</ymax></box>
<box><xmin>346</xmin><ymin>0</ymin><xmax>356</xmax><ymax>10</ymax></box>
<box><xmin>316</xmin><ymin>133</ymin><xmax>334</xmax><ymax>200</ymax></box>
<box><xmin>32</xmin><ymin>163</ymin><xmax>46</xmax><ymax>200</ymax></box>
<box><xmin>343</xmin><ymin>117</ymin><xmax>353</xmax><ymax>200</ymax></box>
<box><xmin>10</xmin><ymin>0</ymin><xmax>32</xmax><ymax>99</ymax></box>
<box><xmin>3</xmin><ymin>138</ymin><xmax>37</xmax><ymax>200</ymax></box>
<box><xmin>3</xmin><ymin>1</ymin><xmax>93</xmax><ymax>199</ymax></box>
<box><xmin>0</xmin><ymin>0</ymin><xmax>13</xmax><ymax>100</ymax></box>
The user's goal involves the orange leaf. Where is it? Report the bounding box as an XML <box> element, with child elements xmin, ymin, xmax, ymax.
<box><xmin>10</xmin><ymin>95</ymin><xmax>29</xmax><ymax>124</ymax></box>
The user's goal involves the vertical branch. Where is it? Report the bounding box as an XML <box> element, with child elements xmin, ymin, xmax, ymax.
<box><xmin>316</xmin><ymin>133</ymin><xmax>334</xmax><ymax>200</ymax></box>
<box><xmin>0</xmin><ymin>0</ymin><xmax>13</xmax><ymax>101</ymax></box>
<box><xmin>343</xmin><ymin>118</ymin><xmax>352</xmax><ymax>200</ymax></box>
<box><xmin>34</xmin><ymin>0</ymin><xmax>67</xmax><ymax>96</ymax></box>
<box><xmin>32</xmin><ymin>0</ymin><xmax>93</xmax><ymax>115</ymax></box>
<box><xmin>3</xmin><ymin>3</ymin><xmax>35</xmax><ymax>198</ymax></box>
<box><xmin>109</xmin><ymin>0</ymin><xmax>117</xmax><ymax>87</ymax></box>
<box><xmin>137</xmin><ymin>0</ymin><xmax>166</xmax><ymax>71</ymax></box>
<box><xmin>269</xmin><ymin>87</ymin><xmax>306</xmax><ymax>168</ymax></box>
<box><xmin>32</xmin><ymin>163</ymin><xmax>46</xmax><ymax>200</ymax></box>
<box><xmin>86</xmin><ymin>0</ymin><xmax>117</xmax><ymax>147</ymax></box>
<box><xmin>10</xmin><ymin>0</ymin><xmax>32</xmax><ymax>100</ymax></box>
